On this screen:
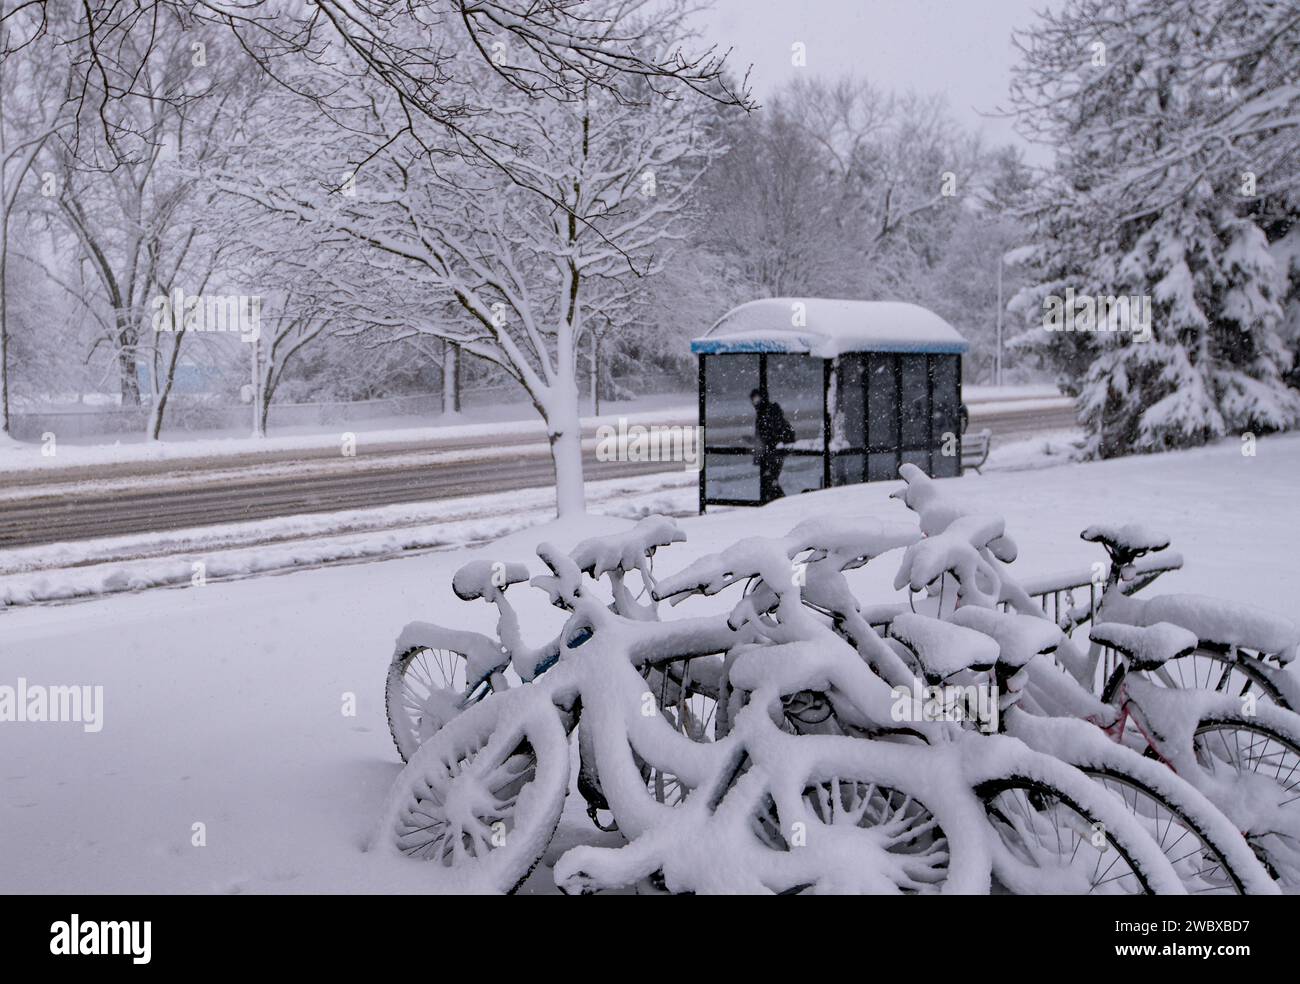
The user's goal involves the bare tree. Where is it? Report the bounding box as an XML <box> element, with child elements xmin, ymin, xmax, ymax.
<box><xmin>698</xmin><ymin>76</ymin><xmax>984</xmax><ymax>304</ymax></box>
<box><xmin>215</xmin><ymin>3</ymin><xmax>723</xmax><ymax>514</ymax></box>
<box><xmin>38</xmin><ymin>18</ymin><xmax>244</xmax><ymax>436</ymax></box>
<box><xmin>0</xmin><ymin>1</ymin><xmax>71</xmax><ymax>439</ymax></box>
<box><xmin>2</xmin><ymin>0</ymin><xmax>750</xmax><ymax>176</ymax></box>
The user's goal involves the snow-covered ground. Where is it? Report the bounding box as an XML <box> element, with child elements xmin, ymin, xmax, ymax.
<box><xmin>3</xmin><ymin>431</ymin><xmax>1293</xmax><ymax>893</ymax></box>
<box><xmin>982</xmin><ymin>429</ymin><xmax>1082</xmax><ymax>471</ymax></box>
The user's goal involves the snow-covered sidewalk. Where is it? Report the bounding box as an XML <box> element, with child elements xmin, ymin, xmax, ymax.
<box><xmin>2</xmin><ymin>432</ymin><xmax>1293</xmax><ymax>893</ymax></box>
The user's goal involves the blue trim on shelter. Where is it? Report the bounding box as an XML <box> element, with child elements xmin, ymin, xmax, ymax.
<box><xmin>691</xmin><ymin>338</ymin><xmax>801</xmax><ymax>354</ymax></box>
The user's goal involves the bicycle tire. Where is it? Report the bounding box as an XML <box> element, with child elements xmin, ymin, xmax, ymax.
<box><xmin>373</xmin><ymin>693</ymin><xmax>569</xmax><ymax>893</ymax></box>
<box><xmin>1192</xmin><ymin>716</ymin><xmax>1300</xmax><ymax>885</ymax></box>
<box><xmin>1148</xmin><ymin>646</ymin><xmax>1285</xmax><ymax>708</ymax></box>
<box><xmin>1078</xmin><ymin>767</ymin><xmax>1253</xmax><ymax>894</ymax></box>
<box><xmin>977</xmin><ymin>773</ymin><xmax>1179</xmax><ymax>894</ymax></box>
<box><xmin>385</xmin><ymin>644</ymin><xmax>490</xmax><ymax>763</ymax></box>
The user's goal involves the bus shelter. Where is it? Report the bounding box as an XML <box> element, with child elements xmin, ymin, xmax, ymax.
<box><xmin>693</xmin><ymin>298</ymin><xmax>968</xmax><ymax>511</ymax></box>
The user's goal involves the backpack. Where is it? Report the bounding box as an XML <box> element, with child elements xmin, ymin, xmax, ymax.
<box><xmin>774</xmin><ymin>404</ymin><xmax>796</xmax><ymax>445</ymax></box>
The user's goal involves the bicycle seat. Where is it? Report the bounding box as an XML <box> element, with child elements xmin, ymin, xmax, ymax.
<box><xmin>452</xmin><ymin>559</ymin><xmax>532</xmax><ymax>600</ymax></box>
<box><xmin>948</xmin><ymin>607</ymin><xmax>1063</xmax><ymax>670</ymax></box>
<box><xmin>1081</xmin><ymin>523</ymin><xmax>1170</xmax><ymax>556</ymax></box>
<box><xmin>889</xmin><ymin>612</ymin><xmax>1000</xmax><ymax>682</ymax></box>
<box><xmin>1090</xmin><ymin>621</ymin><xmax>1197</xmax><ymax>671</ymax></box>
<box><xmin>1134</xmin><ymin>594</ymin><xmax>1299</xmax><ymax>662</ymax></box>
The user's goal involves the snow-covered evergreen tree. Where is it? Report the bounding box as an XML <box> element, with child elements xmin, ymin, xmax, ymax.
<box><xmin>1008</xmin><ymin>0</ymin><xmax>1300</xmax><ymax>456</ymax></box>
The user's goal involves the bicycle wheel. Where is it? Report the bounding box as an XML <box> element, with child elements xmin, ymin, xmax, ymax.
<box><xmin>1003</xmin><ymin>710</ymin><xmax>1274</xmax><ymax>894</ymax></box>
<box><xmin>373</xmin><ymin>693</ymin><xmax>569</xmax><ymax>893</ymax></box>
<box><xmin>752</xmin><ymin>778</ymin><xmax>957</xmax><ymax>894</ymax></box>
<box><xmin>639</xmin><ymin>659</ymin><xmax>721</xmax><ymax>806</ymax></box>
<box><xmin>1193</xmin><ymin>718</ymin><xmax>1300</xmax><ymax>884</ymax></box>
<box><xmin>739</xmin><ymin>734</ymin><xmax>993</xmax><ymax>894</ymax></box>
<box><xmin>1147</xmin><ymin>647</ymin><xmax>1284</xmax><ymax>708</ymax></box>
<box><xmin>1079</xmin><ymin>768</ymin><xmax>1249</xmax><ymax>894</ymax></box>
<box><xmin>386</xmin><ymin>645</ymin><xmax>491</xmax><ymax>762</ymax></box>
<box><xmin>978</xmin><ymin>776</ymin><xmax>1171</xmax><ymax>894</ymax></box>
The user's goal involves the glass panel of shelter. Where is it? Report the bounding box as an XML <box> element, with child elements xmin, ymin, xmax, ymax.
<box><xmin>930</xmin><ymin>355</ymin><xmax>961</xmax><ymax>478</ymax></box>
<box><xmin>766</xmin><ymin>354</ymin><xmax>825</xmax><ymax>450</ymax></box>
<box><xmin>858</xmin><ymin>352</ymin><xmax>955</xmax><ymax>480</ymax></box>
<box><xmin>700</xmin><ymin>354</ymin><xmax>763</xmax><ymax>505</ymax></box>
<box><xmin>704</xmin><ymin>452</ymin><xmax>759</xmax><ymax>502</ymax></box>
<box><xmin>866</xmin><ymin>353</ymin><xmax>901</xmax><ymax>480</ymax></box>
<box><xmin>702</xmin><ymin>353</ymin><xmax>761</xmax><ymax>448</ymax></box>
<box><xmin>702</xmin><ymin>348</ymin><xmax>960</xmax><ymax>508</ymax></box>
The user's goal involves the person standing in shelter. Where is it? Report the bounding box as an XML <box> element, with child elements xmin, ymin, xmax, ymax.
<box><xmin>750</xmin><ymin>388</ymin><xmax>795</xmax><ymax>502</ymax></box>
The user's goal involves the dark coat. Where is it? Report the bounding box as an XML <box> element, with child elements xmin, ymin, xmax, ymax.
<box><xmin>754</xmin><ymin>400</ymin><xmax>794</xmax><ymax>450</ymax></box>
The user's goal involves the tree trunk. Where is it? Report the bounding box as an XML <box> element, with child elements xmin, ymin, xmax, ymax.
<box><xmin>259</xmin><ymin>384</ymin><xmax>272</xmax><ymax>437</ymax></box>
<box><xmin>0</xmin><ymin>20</ymin><xmax>9</xmax><ymax>441</ymax></box>
<box><xmin>259</xmin><ymin>353</ymin><xmax>278</xmax><ymax>438</ymax></box>
<box><xmin>117</xmin><ymin>324</ymin><xmax>141</xmax><ymax>406</ymax></box>
<box><xmin>442</xmin><ymin>340</ymin><xmax>461</xmax><ymax>414</ymax></box>
<box><xmin>545</xmin><ymin>385</ymin><xmax>586</xmax><ymax>517</ymax></box>
<box><xmin>250</xmin><ymin>337</ymin><xmax>266</xmax><ymax>438</ymax></box>
<box><xmin>589</xmin><ymin>332</ymin><xmax>600</xmax><ymax>417</ymax></box>
<box><xmin>147</xmin><ymin>329</ymin><xmax>186</xmax><ymax>440</ymax></box>
<box><xmin>0</xmin><ymin>216</ymin><xmax>9</xmax><ymax>438</ymax></box>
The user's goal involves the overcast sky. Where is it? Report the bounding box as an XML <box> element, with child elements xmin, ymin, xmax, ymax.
<box><xmin>698</xmin><ymin>0</ymin><xmax>1055</xmax><ymax>163</ymax></box>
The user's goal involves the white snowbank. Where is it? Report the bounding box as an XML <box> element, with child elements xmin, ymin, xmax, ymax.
<box><xmin>0</xmin><ymin>472</ymin><xmax>697</xmax><ymax>607</ymax></box>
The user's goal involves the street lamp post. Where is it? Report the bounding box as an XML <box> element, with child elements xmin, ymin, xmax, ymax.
<box><xmin>250</xmin><ymin>336</ymin><xmax>262</xmax><ymax>438</ymax></box>
<box><xmin>995</xmin><ymin>251</ymin><xmax>1004</xmax><ymax>388</ymax></box>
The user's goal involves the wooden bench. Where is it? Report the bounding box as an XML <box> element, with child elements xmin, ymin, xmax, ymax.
<box><xmin>961</xmin><ymin>429</ymin><xmax>992</xmax><ymax>474</ymax></box>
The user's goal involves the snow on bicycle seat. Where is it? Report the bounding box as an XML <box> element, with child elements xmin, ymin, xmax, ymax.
<box><xmin>1080</xmin><ymin>523</ymin><xmax>1170</xmax><ymax>555</ymax></box>
<box><xmin>786</xmin><ymin>517</ymin><xmax>919</xmax><ymax>568</ymax></box>
<box><xmin>568</xmin><ymin>515</ymin><xmax>685</xmax><ymax>579</ymax></box>
<box><xmin>452</xmin><ymin>559</ymin><xmax>532</xmax><ymax>600</ymax></box>
<box><xmin>1134</xmin><ymin>594</ymin><xmax>1300</xmax><ymax>662</ymax></box>
<box><xmin>1089</xmin><ymin>621</ymin><xmax>1197</xmax><ymax>671</ymax></box>
<box><xmin>888</xmin><ymin>612</ymin><xmax>1000</xmax><ymax>682</ymax></box>
<box><xmin>948</xmin><ymin>607</ymin><xmax>1064</xmax><ymax>670</ymax></box>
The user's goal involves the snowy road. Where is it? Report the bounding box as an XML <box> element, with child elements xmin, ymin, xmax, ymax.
<box><xmin>0</xmin><ymin>399</ymin><xmax>1075</xmax><ymax>549</ymax></box>
<box><xmin>1</xmin><ymin>433</ymin><xmax>1296</xmax><ymax>893</ymax></box>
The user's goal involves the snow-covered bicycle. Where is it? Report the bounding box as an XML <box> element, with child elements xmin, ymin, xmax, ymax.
<box><xmin>891</xmin><ymin>464</ymin><xmax>1299</xmax><ymax>889</ymax></box>
<box><xmin>715</xmin><ymin>507</ymin><xmax>1276</xmax><ymax>893</ymax></box>
<box><xmin>371</xmin><ymin>519</ymin><xmax>1188</xmax><ymax>893</ymax></box>
<box><xmin>633</xmin><ymin>526</ymin><xmax>1194</xmax><ymax>894</ymax></box>
<box><xmin>384</xmin><ymin>517</ymin><xmax>689</xmax><ymax>763</ymax></box>
<box><xmin>1077</xmin><ymin>524</ymin><xmax>1300</xmax><ymax>710</ymax></box>
<box><xmin>373</xmin><ymin>536</ymin><xmax>984</xmax><ymax>893</ymax></box>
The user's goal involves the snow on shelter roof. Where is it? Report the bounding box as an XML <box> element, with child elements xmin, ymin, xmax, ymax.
<box><xmin>691</xmin><ymin>298</ymin><xmax>967</xmax><ymax>357</ymax></box>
